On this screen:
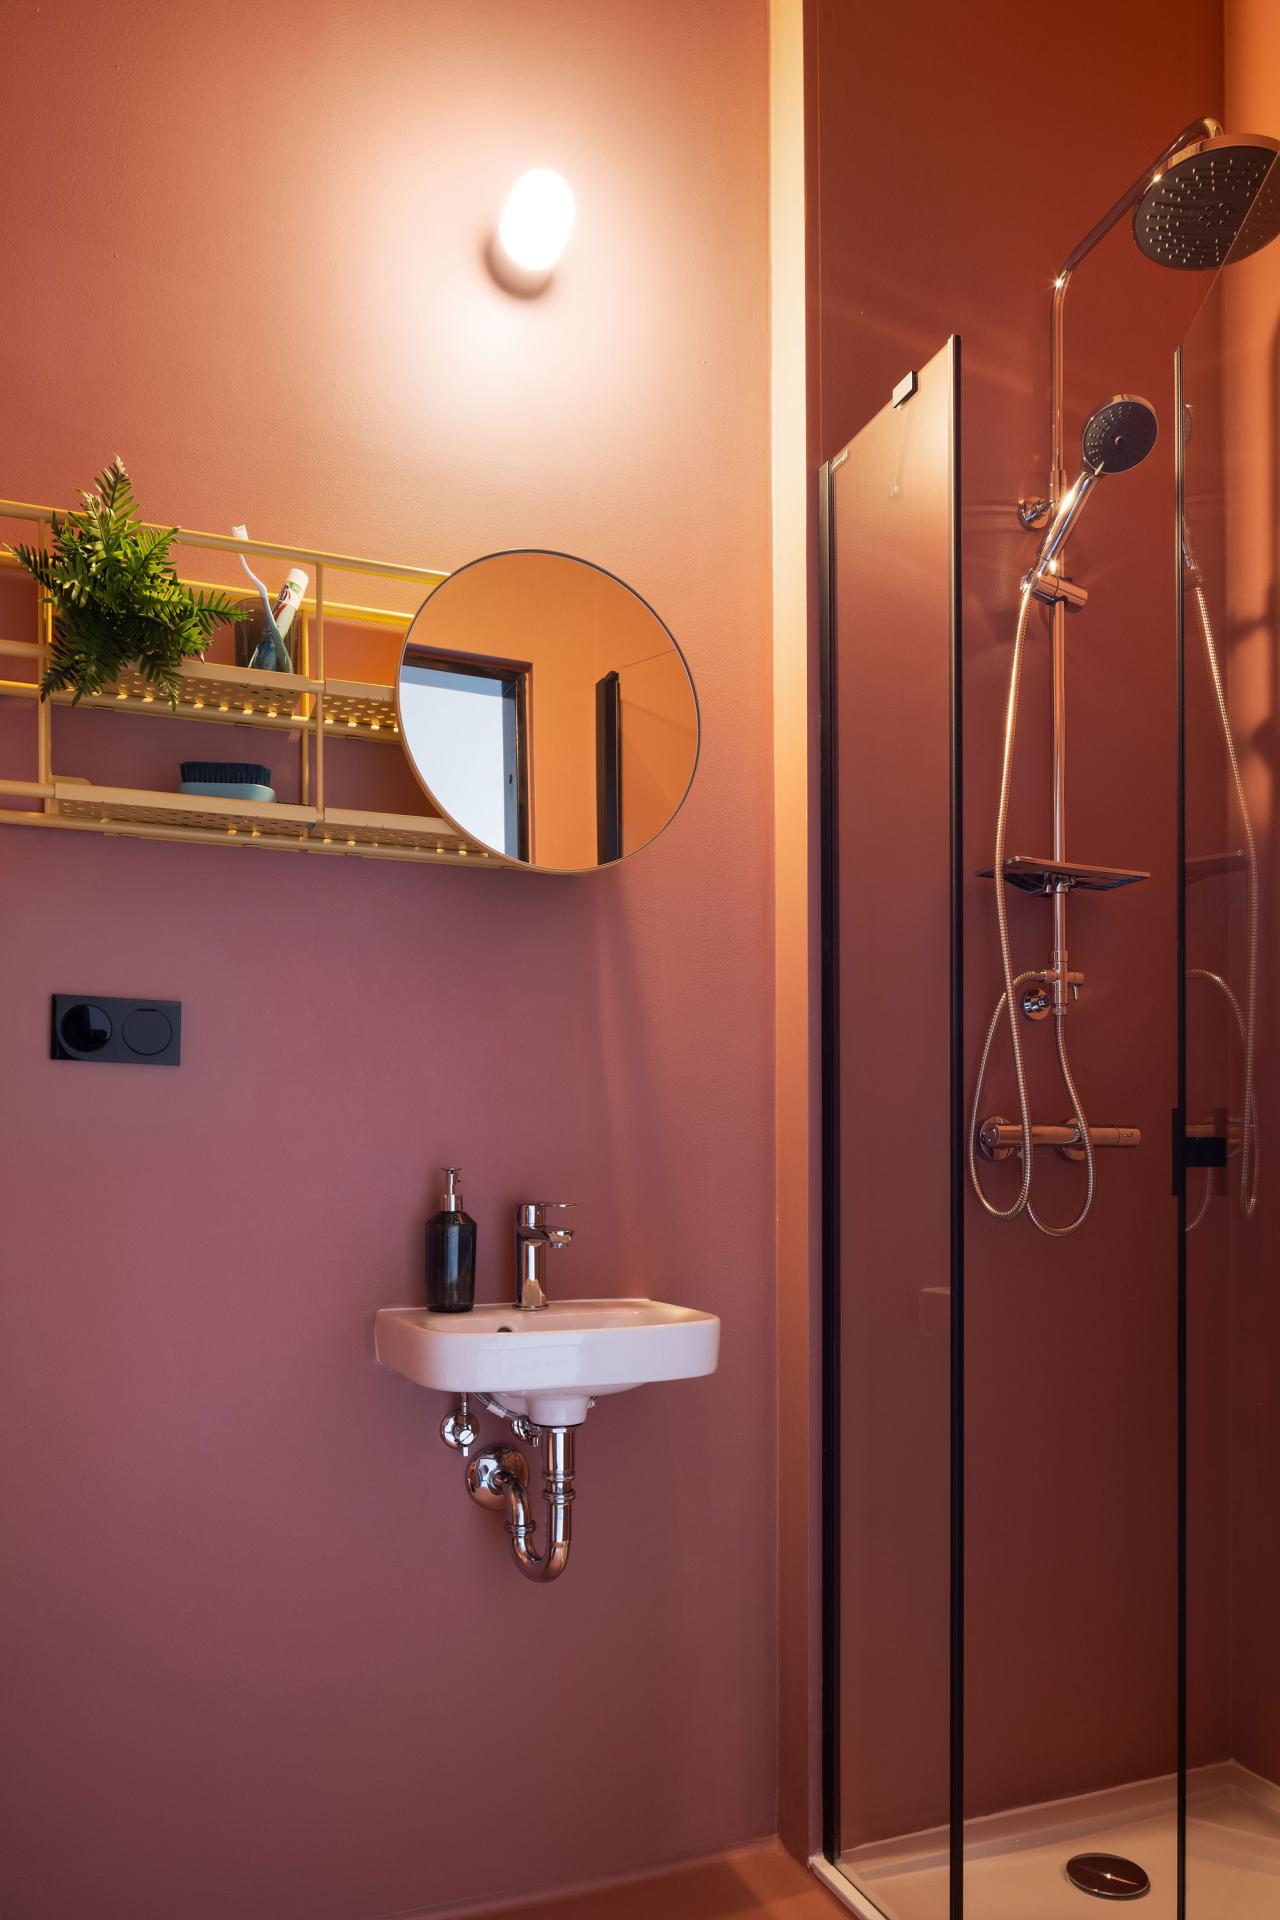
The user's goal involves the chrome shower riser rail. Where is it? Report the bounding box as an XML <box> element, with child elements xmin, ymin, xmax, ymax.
<box><xmin>967</xmin><ymin>107</ymin><xmax>1228</xmax><ymax>1236</ymax></box>
<box><xmin>1033</xmin><ymin>116</ymin><xmax>1222</xmax><ymax>1157</ymax></box>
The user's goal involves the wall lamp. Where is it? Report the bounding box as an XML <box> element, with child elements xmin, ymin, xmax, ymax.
<box><xmin>488</xmin><ymin>168</ymin><xmax>576</xmax><ymax>296</ymax></box>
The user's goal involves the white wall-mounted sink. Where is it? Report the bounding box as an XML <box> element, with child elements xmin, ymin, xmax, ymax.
<box><xmin>374</xmin><ymin>1297</ymin><xmax>720</xmax><ymax>1427</ymax></box>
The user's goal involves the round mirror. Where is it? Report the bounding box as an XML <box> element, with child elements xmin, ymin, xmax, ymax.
<box><xmin>396</xmin><ymin>551</ymin><xmax>699</xmax><ymax>871</ymax></box>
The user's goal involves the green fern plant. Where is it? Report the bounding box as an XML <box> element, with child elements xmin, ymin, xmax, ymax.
<box><xmin>8</xmin><ymin>458</ymin><xmax>245</xmax><ymax>707</ymax></box>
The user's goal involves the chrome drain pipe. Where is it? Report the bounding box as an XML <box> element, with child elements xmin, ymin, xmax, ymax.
<box><xmin>497</xmin><ymin>1425</ymin><xmax>575</xmax><ymax>1584</ymax></box>
<box><xmin>453</xmin><ymin>1419</ymin><xmax>577</xmax><ymax>1584</ymax></box>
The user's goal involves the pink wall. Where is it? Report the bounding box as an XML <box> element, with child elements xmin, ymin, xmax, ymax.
<box><xmin>0</xmin><ymin>6</ymin><xmax>776</xmax><ymax>1918</ymax></box>
<box><xmin>813</xmin><ymin>0</ymin><xmax>1222</xmax><ymax>1824</ymax></box>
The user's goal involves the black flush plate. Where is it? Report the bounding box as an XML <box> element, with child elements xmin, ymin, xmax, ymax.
<box><xmin>51</xmin><ymin>994</ymin><xmax>182</xmax><ymax>1066</ymax></box>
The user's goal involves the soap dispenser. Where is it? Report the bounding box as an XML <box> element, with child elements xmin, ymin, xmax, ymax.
<box><xmin>426</xmin><ymin>1167</ymin><xmax>477</xmax><ymax>1314</ymax></box>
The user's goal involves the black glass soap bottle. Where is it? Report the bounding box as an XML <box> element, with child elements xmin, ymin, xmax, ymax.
<box><xmin>426</xmin><ymin>1167</ymin><xmax>477</xmax><ymax>1313</ymax></box>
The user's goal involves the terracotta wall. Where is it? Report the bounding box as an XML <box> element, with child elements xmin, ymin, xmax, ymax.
<box><xmin>812</xmin><ymin>0</ymin><xmax>1223</xmax><ymax>1825</ymax></box>
<box><xmin>0</xmin><ymin>6</ymin><xmax>777</xmax><ymax>1918</ymax></box>
<box><xmin>1221</xmin><ymin>0</ymin><xmax>1280</xmax><ymax>1787</ymax></box>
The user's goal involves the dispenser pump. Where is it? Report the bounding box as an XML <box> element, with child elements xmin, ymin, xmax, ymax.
<box><xmin>426</xmin><ymin>1165</ymin><xmax>477</xmax><ymax>1313</ymax></box>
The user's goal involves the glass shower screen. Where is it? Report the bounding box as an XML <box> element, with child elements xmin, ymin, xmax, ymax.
<box><xmin>820</xmin><ymin>338</ymin><xmax>961</xmax><ymax>1919</ymax></box>
<box><xmin>1180</xmin><ymin>259</ymin><xmax>1280</xmax><ymax>1920</ymax></box>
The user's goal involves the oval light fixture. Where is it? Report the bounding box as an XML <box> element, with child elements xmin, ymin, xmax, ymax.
<box><xmin>490</xmin><ymin>168</ymin><xmax>576</xmax><ymax>294</ymax></box>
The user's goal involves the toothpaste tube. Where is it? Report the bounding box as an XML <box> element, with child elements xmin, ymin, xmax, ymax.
<box><xmin>270</xmin><ymin>569</ymin><xmax>308</xmax><ymax>644</ymax></box>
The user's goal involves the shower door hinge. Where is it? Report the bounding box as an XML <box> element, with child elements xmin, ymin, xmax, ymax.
<box><xmin>891</xmin><ymin>370</ymin><xmax>918</xmax><ymax>408</ymax></box>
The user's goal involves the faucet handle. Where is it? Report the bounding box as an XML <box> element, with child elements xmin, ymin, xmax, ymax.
<box><xmin>542</xmin><ymin>1204</ymin><xmax>575</xmax><ymax>1248</ymax></box>
<box><xmin>516</xmin><ymin>1201</ymin><xmax>576</xmax><ymax>1227</ymax></box>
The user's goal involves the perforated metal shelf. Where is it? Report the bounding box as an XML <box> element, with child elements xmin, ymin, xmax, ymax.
<box><xmin>88</xmin><ymin>660</ymin><xmax>313</xmax><ymax>722</ymax></box>
<box><xmin>316</xmin><ymin>807</ymin><xmax>486</xmax><ymax>858</ymax></box>
<box><xmin>320</xmin><ymin>680</ymin><xmax>399</xmax><ymax>738</ymax></box>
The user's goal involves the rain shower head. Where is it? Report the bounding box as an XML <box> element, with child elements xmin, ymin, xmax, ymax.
<box><xmin>1024</xmin><ymin>396</ymin><xmax>1157</xmax><ymax>602</ymax></box>
<box><xmin>1134</xmin><ymin>132</ymin><xmax>1280</xmax><ymax>270</ymax></box>
<box><xmin>1050</xmin><ymin>120</ymin><xmax>1280</xmax><ymax>491</ymax></box>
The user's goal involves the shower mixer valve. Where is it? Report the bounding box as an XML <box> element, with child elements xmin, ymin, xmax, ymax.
<box><xmin>978</xmin><ymin>1117</ymin><xmax>1142</xmax><ymax>1161</ymax></box>
<box><xmin>1045</xmin><ymin>957</ymin><xmax>1084</xmax><ymax>1007</ymax></box>
<box><xmin>1022</xmin><ymin>966</ymin><xmax>1082</xmax><ymax>1022</ymax></box>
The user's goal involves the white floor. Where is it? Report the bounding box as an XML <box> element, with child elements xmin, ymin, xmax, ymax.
<box><xmin>824</xmin><ymin>1763</ymin><xmax>1280</xmax><ymax>1920</ymax></box>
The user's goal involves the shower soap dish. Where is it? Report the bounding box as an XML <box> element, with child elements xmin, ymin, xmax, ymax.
<box><xmin>979</xmin><ymin>855</ymin><xmax>1149</xmax><ymax>893</ymax></box>
<box><xmin>179</xmin><ymin>761</ymin><xmax>276</xmax><ymax>804</ymax></box>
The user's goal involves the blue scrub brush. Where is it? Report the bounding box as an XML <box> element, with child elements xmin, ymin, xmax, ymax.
<box><xmin>179</xmin><ymin>761</ymin><xmax>275</xmax><ymax>803</ymax></box>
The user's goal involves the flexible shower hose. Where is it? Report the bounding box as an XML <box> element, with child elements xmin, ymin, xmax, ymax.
<box><xmin>968</xmin><ymin>587</ymin><xmax>1097</xmax><ymax>1236</ymax></box>
<box><xmin>1189</xmin><ymin>581</ymin><xmax>1259</xmax><ymax>1219</ymax></box>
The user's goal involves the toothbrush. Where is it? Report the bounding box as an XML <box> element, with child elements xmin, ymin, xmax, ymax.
<box><xmin>230</xmin><ymin>524</ymin><xmax>303</xmax><ymax>673</ymax></box>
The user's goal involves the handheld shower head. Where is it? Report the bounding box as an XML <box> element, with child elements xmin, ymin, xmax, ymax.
<box><xmin>1025</xmin><ymin>396</ymin><xmax>1158</xmax><ymax>601</ymax></box>
<box><xmin>1081</xmin><ymin>395</ymin><xmax>1159</xmax><ymax>474</ymax></box>
<box><xmin>1134</xmin><ymin>132</ymin><xmax>1280</xmax><ymax>269</ymax></box>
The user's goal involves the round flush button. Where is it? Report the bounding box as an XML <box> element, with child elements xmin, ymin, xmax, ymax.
<box><xmin>60</xmin><ymin>1002</ymin><xmax>112</xmax><ymax>1053</ymax></box>
<box><xmin>122</xmin><ymin>1007</ymin><xmax>173</xmax><ymax>1057</ymax></box>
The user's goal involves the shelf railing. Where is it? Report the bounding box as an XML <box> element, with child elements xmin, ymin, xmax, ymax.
<box><xmin>0</xmin><ymin>498</ymin><xmax>450</xmax><ymax>586</ymax></box>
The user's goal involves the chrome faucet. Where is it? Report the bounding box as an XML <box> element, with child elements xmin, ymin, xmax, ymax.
<box><xmin>514</xmin><ymin>1202</ymin><xmax>575</xmax><ymax>1311</ymax></box>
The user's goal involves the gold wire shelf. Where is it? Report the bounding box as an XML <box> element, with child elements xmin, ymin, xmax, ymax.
<box><xmin>53</xmin><ymin>781</ymin><xmax>317</xmax><ymax>838</ymax></box>
<box><xmin>54</xmin><ymin>659</ymin><xmax>315</xmax><ymax>726</ymax></box>
<box><xmin>103</xmin><ymin>660</ymin><xmax>312</xmax><ymax>718</ymax></box>
<box><xmin>0</xmin><ymin>499</ymin><xmax>509</xmax><ymax>869</ymax></box>
<box><xmin>0</xmin><ymin>661</ymin><xmax>401</xmax><ymax>740</ymax></box>
<box><xmin>316</xmin><ymin>807</ymin><xmax>478</xmax><ymax>856</ymax></box>
<box><xmin>3</xmin><ymin>784</ymin><xmax>481</xmax><ymax>866</ymax></box>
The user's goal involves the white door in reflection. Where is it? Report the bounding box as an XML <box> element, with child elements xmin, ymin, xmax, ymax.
<box><xmin>398</xmin><ymin>657</ymin><xmax>523</xmax><ymax>858</ymax></box>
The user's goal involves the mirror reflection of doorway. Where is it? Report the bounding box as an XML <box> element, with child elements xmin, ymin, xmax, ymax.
<box><xmin>399</xmin><ymin>646</ymin><xmax>529</xmax><ymax>860</ymax></box>
<box><xmin>397</xmin><ymin>551</ymin><xmax>699</xmax><ymax>871</ymax></box>
<box><xmin>595</xmin><ymin>669</ymin><xmax>622</xmax><ymax>863</ymax></box>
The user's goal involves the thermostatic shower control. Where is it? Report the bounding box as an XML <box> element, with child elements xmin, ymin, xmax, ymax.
<box><xmin>51</xmin><ymin>994</ymin><xmax>182</xmax><ymax>1066</ymax></box>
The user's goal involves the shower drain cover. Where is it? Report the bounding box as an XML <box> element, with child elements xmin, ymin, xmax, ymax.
<box><xmin>1065</xmin><ymin>1854</ymin><xmax>1151</xmax><ymax>1900</ymax></box>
